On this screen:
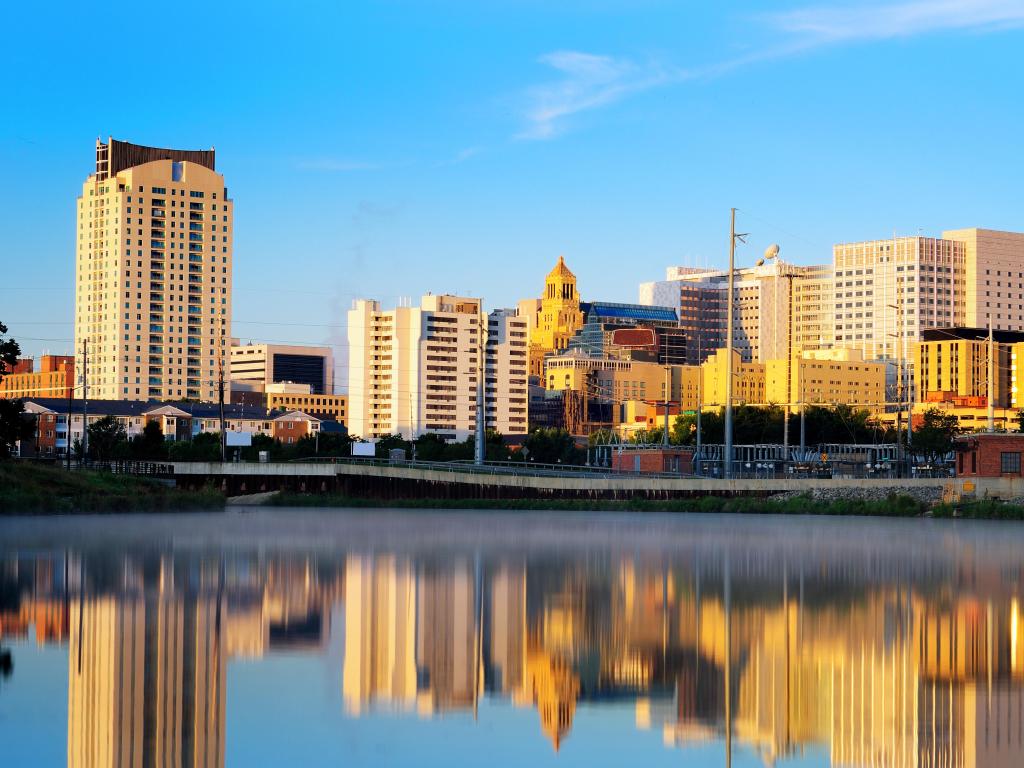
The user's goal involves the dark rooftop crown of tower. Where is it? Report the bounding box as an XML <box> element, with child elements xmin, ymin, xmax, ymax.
<box><xmin>95</xmin><ymin>137</ymin><xmax>215</xmax><ymax>180</ymax></box>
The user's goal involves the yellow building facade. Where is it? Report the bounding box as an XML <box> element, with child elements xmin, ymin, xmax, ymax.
<box><xmin>765</xmin><ymin>348</ymin><xmax>886</xmax><ymax>411</ymax></box>
<box><xmin>525</xmin><ymin>256</ymin><xmax>584</xmax><ymax>380</ymax></box>
<box><xmin>915</xmin><ymin>336</ymin><xmax>1009</xmax><ymax>406</ymax></box>
<box><xmin>701</xmin><ymin>349</ymin><xmax>765</xmax><ymax>408</ymax></box>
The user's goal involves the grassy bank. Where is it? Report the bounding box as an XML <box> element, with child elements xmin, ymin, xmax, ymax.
<box><xmin>0</xmin><ymin>462</ymin><xmax>223</xmax><ymax>514</ymax></box>
<box><xmin>269</xmin><ymin>492</ymin><xmax>927</xmax><ymax>516</ymax></box>
<box><xmin>933</xmin><ymin>499</ymin><xmax>1024</xmax><ymax>520</ymax></box>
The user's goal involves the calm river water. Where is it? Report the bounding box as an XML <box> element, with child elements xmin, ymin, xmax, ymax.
<box><xmin>1</xmin><ymin>508</ymin><xmax>1023</xmax><ymax>767</ymax></box>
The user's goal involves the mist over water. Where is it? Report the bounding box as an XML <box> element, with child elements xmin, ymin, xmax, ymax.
<box><xmin>1</xmin><ymin>509</ymin><xmax>1022</xmax><ymax>767</ymax></box>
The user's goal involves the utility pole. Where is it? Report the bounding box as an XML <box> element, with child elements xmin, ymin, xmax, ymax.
<box><xmin>725</xmin><ymin>209</ymin><xmax>735</xmax><ymax>479</ymax></box>
<box><xmin>474</xmin><ymin>308</ymin><xmax>486</xmax><ymax>465</ymax></box>
<box><xmin>783</xmin><ymin>274</ymin><xmax>793</xmax><ymax>463</ymax></box>
<box><xmin>662</xmin><ymin>365</ymin><xmax>670</xmax><ymax>448</ymax></box>
<box><xmin>695</xmin><ymin>334</ymin><xmax>703</xmax><ymax>476</ymax></box>
<box><xmin>81</xmin><ymin>337</ymin><xmax>88</xmax><ymax>463</ymax></box>
<box><xmin>799</xmin><ymin>400</ymin><xmax>805</xmax><ymax>458</ymax></box>
<box><xmin>66</xmin><ymin>365</ymin><xmax>73</xmax><ymax>471</ymax></box>
<box><xmin>988</xmin><ymin>318</ymin><xmax>995</xmax><ymax>432</ymax></box>
<box><xmin>725</xmin><ymin>209</ymin><xmax>745</xmax><ymax>480</ymax></box>
<box><xmin>218</xmin><ymin>355</ymin><xmax>226</xmax><ymax>462</ymax></box>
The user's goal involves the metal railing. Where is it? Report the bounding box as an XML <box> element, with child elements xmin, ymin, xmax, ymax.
<box><xmin>284</xmin><ymin>456</ymin><xmax>703</xmax><ymax>481</ymax></box>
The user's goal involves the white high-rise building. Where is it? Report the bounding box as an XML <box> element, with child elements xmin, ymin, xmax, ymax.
<box><xmin>75</xmin><ymin>138</ymin><xmax>232</xmax><ymax>402</ymax></box>
<box><xmin>832</xmin><ymin>236</ymin><xmax>966</xmax><ymax>367</ymax></box>
<box><xmin>347</xmin><ymin>295</ymin><xmax>528</xmax><ymax>441</ymax></box>
<box><xmin>486</xmin><ymin>309</ymin><xmax>529</xmax><ymax>435</ymax></box>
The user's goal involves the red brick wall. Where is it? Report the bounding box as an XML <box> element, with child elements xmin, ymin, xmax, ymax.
<box><xmin>956</xmin><ymin>435</ymin><xmax>1024</xmax><ymax>477</ymax></box>
<box><xmin>612</xmin><ymin>449</ymin><xmax>694</xmax><ymax>474</ymax></box>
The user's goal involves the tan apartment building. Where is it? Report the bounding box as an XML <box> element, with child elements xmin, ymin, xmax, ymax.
<box><xmin>348</xmin><ymin>295</ymin><xmax>526</xmax><ymax>441</ymax></box>
<box><xmin>765</xmin><ymin>348</ymin><xmax>886</xmax><ymax>411</ymax></box>
<box><xmin>0</xmin><ymin>355</ymin><xmax>74</xmax><ymax>400</ymax></box>
<box><xmin>74</xmin><ymin>138</ymin><xmax>231</xmax><ymax>402</ymax></box>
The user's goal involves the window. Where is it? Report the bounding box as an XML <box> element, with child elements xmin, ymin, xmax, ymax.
<box><xmin>1001</xmin><ymin>452</ymin><xmax>1021</xmax><ymax>474</ymax></box>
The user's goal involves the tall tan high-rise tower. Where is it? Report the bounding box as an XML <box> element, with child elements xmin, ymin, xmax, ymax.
<box><xmin>75</xmin><ymin>137</ymin><xmax>232</xmax><ymax>402</ymax></box>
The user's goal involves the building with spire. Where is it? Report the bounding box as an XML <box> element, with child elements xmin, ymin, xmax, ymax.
<box><xmin>519</xmin><ymin>256</ymin><xmax>584</xmax><ymax>382</ymax></box>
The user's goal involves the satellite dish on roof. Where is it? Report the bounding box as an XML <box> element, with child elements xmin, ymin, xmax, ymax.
<box><xmin>764</xmin><ymin>244</ymin><xmax>780</xmax><ymax>261</ymax></box>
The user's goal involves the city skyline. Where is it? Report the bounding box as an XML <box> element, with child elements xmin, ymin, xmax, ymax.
<box><xmin>4</xmin><ymin>0</ymin><xmax>1024</xmax><ymax>376</ymax></box>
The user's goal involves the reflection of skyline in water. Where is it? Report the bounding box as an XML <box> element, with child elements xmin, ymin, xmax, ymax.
<box><xmin>2</xmin><ymin>516</ymin><xmax>1024</xmax><ymax>767</ymax></box>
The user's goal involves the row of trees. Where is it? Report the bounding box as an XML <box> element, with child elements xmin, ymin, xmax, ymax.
<box><xmin>78</xmin><ymin>418</ymin><xmax>591</xmax><ymax>466</ymax></box>
<box><xmin>371</xmin><ymin>427</ymin><xmax>586</xmax><ymax>465</ymax></box>
<box><xmin>79</xmin><ymin>417</ymin><xmax>359</xmax><ymax>463</ymax></box>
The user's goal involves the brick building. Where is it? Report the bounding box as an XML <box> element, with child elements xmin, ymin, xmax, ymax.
<box><xmin>610</xmin><ymin>446</ymin><xmax>695</xmax><ymax>474</ymax></box>
<box><xmin>955</xmin><ymin>433</ymin><xmax>1024</xmax><ymax>477</ymax></box>
<box><xmin>0</xmin><ymin>356</ymin><xmax>75</xmax><ymax>400</ymax></box>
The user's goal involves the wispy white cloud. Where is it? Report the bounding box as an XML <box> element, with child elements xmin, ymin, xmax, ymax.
<box><xmin>454</xmin><ymin>146</ymin><xmax>483</xmax><ymax>162</ymax></box>
<box><xmin>518</xmin><ymin>51</ymin><xmax>686</xmax><ymax>140</ymax></box>
<box><xmin>768</xmin><ymin>0</ymin><xmax>1024</xmax><ymax>44</ymax></box>
<box><xmin>296</xmin><ymin>158</ymin><xmax>380</xmax><ymax>172</ymax></box>
<box><xmin>516</xmin><ymin>1</ymin><xmax>1024</xmax><ymax>139</ymax></box>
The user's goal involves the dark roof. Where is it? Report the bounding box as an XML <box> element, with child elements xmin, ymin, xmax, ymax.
<box><xmin>582</xmin><ymin>302</ymin><xmax>678</xmax><ymax>323</ymax></box>
<box><xmin>319</xmin><ymin>420</ymin><xmax>349</xmax><ymax>434</ymax></box>
<box><xmin>98</xmin><ymin>137</ymin><xmax>216</xmax><ymax>179</ymax></box>
<box><xmin>22</xmin><ymin>398</ymin><xmax>274</xmax><ymax>421</ymax></box>
<box><xmin>921</xmin><ymin>327</ymin><xmax>1024</xmax><ymax>344</ymax></box>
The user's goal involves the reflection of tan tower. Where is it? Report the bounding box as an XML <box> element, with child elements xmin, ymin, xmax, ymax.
<box><xmin>187</xmin><ymin>592</ymin><xmax>227</xmax><ymax>768</ymax></box>
<box><xmin>68</xmin><ymin>589</ymin><xmax>226</xmax><ymax>768</ymax></box>
<box><xmin>526</xmin><ymin>256</ymin><xmax>584</xmax><ymax>380</ymax></box>
<box><xmin>68</xmin><ymin>596</ymin><xmax>145</xmax><ymax>768</ymax></box>
<box><xmin>342</xmin><ymin>556</ymin><xmax>417</xmax><ymax>714</ymax></box>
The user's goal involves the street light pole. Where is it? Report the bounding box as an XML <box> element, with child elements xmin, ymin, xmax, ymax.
<box><xmin>724</xmin><ymin>209</ymin><xmax>750</xmax><ymax>480</ymax></box>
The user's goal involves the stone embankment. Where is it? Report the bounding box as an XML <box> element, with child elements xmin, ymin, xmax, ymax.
<box><xmin>771</xmin><ymin>485</ymin><xmax>943</xmax><ymax>506</ymax></box>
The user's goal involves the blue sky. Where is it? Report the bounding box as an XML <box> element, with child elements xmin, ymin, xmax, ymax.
<box><xmin>2</xmin><ymin>0</ymin><xmax>1022</xmax><ymax>383</ymax></box>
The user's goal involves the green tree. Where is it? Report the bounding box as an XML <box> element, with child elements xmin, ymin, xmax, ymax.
<box><xmin>86</xmin><ymin>415</ymin><xmax>128</xmax><ymax>461</ymax></box>
<box><xmin>0</xmin><ymin>322</ymin><xmax>32</xmax><ymax>460</ymax></box>
<box><xmin>375</xmin><ymin>433</ymin><xmax>412</xmax><ymax>459</ymax></box>
<box><xmin>630</xmin><ymin>427</ymin><xmax>665</xmax><ymax>445</ymax></box>
<box><xmin>130</xmin><ymin>421</ymin><xmax>168</xmax><ymax>460</ymax></box>
<box><xmin>0</xmin><ymin>400</ymin><xmax>33</xmax><ymax>459</ymax></box>
<box><xmin>523</xmin><ymin>428</ymin><xmax>584</xmax><ymax>465</ymax></box>
<box><xmin>239</xmin><ymin>433</ymin><xmax>282</xmax><ymax>462</ymax></box>
<box><xmin>0</xmin><ymin>321</ymin><xmax>19</xmax><ymax>380</ymax></box>
<box><xmin>293</xmin><ymin>430</ymin><xmax>354</xmax><ymax>459</ymax></box>
<box><xmin>170</xmin><ymin>432</ymin><xmax>223</xmax><ymax>461</ymax></box>
<box><xmin>413</xmin><ymin>433</ymin><xmax>449</xmax><ymax>461</ymax></box>
<box><xmin>911</xmin><ymin>408</ymin><xmax>960</xmax><ymax>465</ymax></box>
<box><xmin>673</xmin><ymin>410</ymin><xmax>724</xmax><ymax>446</ymax></box>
